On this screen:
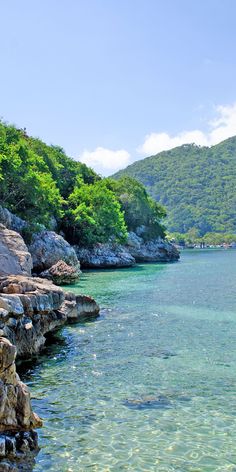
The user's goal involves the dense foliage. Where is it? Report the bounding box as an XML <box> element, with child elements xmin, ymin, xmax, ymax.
<box><xmin>105</xmin><ymin>176</ymin><xmax>166</xmax><ymax>239</ymax></box>
<box><xmin>113</xmin><ymin>138</ymin><xmax>236</xmax><ymax>235</ymax></box>
<box><xmin>168</xmin><ymin>230</ymin><xmax>236</xmax><ymax>246</ymax></box>
<box><xmin>0</xmin><ymin>121</ymin><xmax>166</xmax><ymax>246</ymax></box>
<box><xmin>63</xmin><ymin>180</ymin><xmax>128</xmax><ymax>246</ymax></box>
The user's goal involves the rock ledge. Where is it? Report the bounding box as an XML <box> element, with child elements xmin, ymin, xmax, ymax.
<box><xmin>0</xmin><ymin>275</ymin><xmax>99</xmax><ymax>358</ymax></box>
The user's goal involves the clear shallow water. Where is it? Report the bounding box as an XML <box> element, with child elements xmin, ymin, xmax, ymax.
<box><xmin>23</xmin><ymin>250</ymin><xmax>236</xmax><ymax>471</ymax></box>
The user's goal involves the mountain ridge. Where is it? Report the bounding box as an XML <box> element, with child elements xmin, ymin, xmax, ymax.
<box><xmin>113</xmin><ymin>136</ymin><xmax>236</xmax><ymax>235</ymax></box>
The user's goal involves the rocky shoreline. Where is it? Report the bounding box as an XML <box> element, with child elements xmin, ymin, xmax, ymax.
<box><xmin>0</xmin><ymin>275</ymin><xmax>99</xmax><ymax>359</ymax></box>
<box><xmin>0</xmin><ymin>275</ymin><xmax>99</xmax><ymax>470</ymax></box>
<box><xmin>0</xmin><ymin>213</ymin><xmax>100</xmax><ymax>470</ymax></box>
<box><xmin>0</xmin><ymin>205</ymin><xmax>179</xmax><ymax>274</ymax></box>
<box><xmin>0</xmin><ymin>337</ymin><xmax>42</xmax><ymax>472</ymax></box>
<box><xmin>0</xmin><ymin>206</ymin><xmax>179</xmax><ymax>469</ymax></box>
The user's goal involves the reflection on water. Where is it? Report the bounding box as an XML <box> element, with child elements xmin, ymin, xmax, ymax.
<box><xmin>22</xmin><ymin>250</ymin><xmax>236</xmax><ymax>471</ymax></box>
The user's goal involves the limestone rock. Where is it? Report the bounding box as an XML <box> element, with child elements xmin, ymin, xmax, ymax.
<box><xmin>0</xmin><ymin>430</ymin><xmax>39</xmax><ymax>471</ymax></box>
<box><xmin>126</xmin><ymin>232</ymin><xmax>180</xmax><ymax>262</ymax></box>
<box><xmin>29</xmin><ymin>231</ymin><xmax>80</xmax><ymax>273</ymax></box>
<box><xmin>40</xmin><ymin>260</ymin><xmax>81</xmax><ymax>285</ymax></box>
<box><xmin>0</xmin><ymin>275</ymin><xmax>99</xmax><ymax>358</ymax></box>
<box><xmin>75</xmin><ymin>243</ymin><xmax>136</xmax><ymax>269</ymax></box>
<box><xmin>0</xmin><ymin>276</ymin><xmax>65</xmax><ymax>357</ymax></box>
<box><xmin>0</xmin><ymin>338</ymin><xmax>41</xmax><ymax>470</ymax></box>
<box><xmin>126</xmin><ymin>232</ymin><xmax>143</xmax><ymax>248</ymax></box>
<box><xmin>0</xmin><ymin>225</ymin><xmax>32</xmax><ymax>277</ymax></box>
<box><xmin>59</xmin><ymin>292</ymin><xmax>100</xmax><ymax>322</ymax></box>
<box><xmin>0</xmin><ymin>337</ymin><xmax>42</xmax><ymax>432</ymax></box>
<box><xmin>0</xmin><ymin>207</ymin><xmax>26</xmax><ymax>234</ymax></box>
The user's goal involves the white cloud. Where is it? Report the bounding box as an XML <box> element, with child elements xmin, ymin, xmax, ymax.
<box><xmin>78</xmin><ymin>102</ymin><xmax>236</xmax><ymax>176</ymax></box>
<box><xmin>79</xmin><ymin>146</ymin><xmax>131</xmax><ymax>176</ymax></box>
<box><xmin>209</xmin><ymin>103</ymin><xmax>236</xmax><ymax>144</ymax></box>
<box><xmin>138</xmin><ymin>102</ymin><xmax>236</xmax><ymax>156</ymax></box>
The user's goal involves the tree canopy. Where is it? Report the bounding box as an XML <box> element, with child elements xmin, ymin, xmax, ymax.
<box><xmin>105</xmin><ymin>176</ymin><xmax>166</xmax><ymax>239</ymax></box>
<box><xmin>0</xmin><ymin>120</ymin><xmax>166</xmax><ymax>246</ymax></box>
<box><xmin>113</xmin><ymin>138</ymin><xmax>236</xmax><ymax>235</ymax></box>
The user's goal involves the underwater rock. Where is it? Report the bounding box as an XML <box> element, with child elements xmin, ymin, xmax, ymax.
<box><xmin>123</xmin><ymin>392</ymin><xmax>191</xmax><ymax>410</ymax></box>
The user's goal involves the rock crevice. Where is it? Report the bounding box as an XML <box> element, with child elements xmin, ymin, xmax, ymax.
<box><xmin>0</xmin><ymin>337</ymin><xmax>42</xmax><ymax>471</ymax></box>
<box><xmin>0</xmin><ymin>275</ymin><xmax>99</xmax><ymax>358</ymax></box>
<box><xmin>0</xmin><ymin>225</ymin><xmax>32</xmax><ymax>277</ymax></box>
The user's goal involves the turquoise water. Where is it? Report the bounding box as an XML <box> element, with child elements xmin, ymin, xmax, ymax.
<box><xmin>25</xmin><ymin>250</ymin><xmax>236</xmax><ymax>471</ymax></box>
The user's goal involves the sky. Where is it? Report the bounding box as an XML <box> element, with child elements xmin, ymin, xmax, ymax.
<box><xmin>1</xmin><ymin>0</ymin><xmax>236</xmax><ymax>175</ymax></box>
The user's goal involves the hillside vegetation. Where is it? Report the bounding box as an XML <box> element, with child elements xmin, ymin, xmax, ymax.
<box><xmin>113</xmin><ymin>138</ymin><xmax>236</xmax><ymax>235</ymax></box>
<box><xmin>0</xmin><ymin>121</ymin><xmax>166</xmax><ymax>245</ymax></box>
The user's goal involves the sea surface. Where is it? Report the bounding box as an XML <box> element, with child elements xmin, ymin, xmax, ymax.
<box><xmin>23</xmin><ymin>250</ymin><xmax>236</xmax><ymax>471</ymax></box>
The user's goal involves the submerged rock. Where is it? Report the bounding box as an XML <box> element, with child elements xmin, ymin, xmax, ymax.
<box><xmin>40</xmin><ymin>260</ymin><xmax>81</xmax><ymax>285</ymax></box>
<box><xmin>0</xmin><ymin>225</ymin><xmax>32</xmax><ymax>277</ymax></box>
<box><xmin>29</xmin><ymin>231</ymin><xmax>80</xmax><ymax>273</ymax></box>
<box><xmin>123</xmin><ymin>393</ymin><xmax>191</xmax><ymax>410</ymax></box>
<box><xmin>126</xmin><ymin>232</ymin><xmax>180</xmax><ymax>262</ymax></box>
<box><xmin>0</xmin><ymin>275</ymin><xmax>99</xmax><ymax>358</ymax></box>
<box><xmin>123</xmin><ymin>395</ymin><xmax>172</xmax><ymax>410</ymax></box>
<box><xmin>75</xmin><ymin>243</ymin><xmax>136</xmax><ymax>269</ymax></box>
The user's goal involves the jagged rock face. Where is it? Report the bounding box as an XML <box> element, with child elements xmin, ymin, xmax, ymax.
<box><xmin>58</xmin><ymin>293</ymin><xmax>100</xmax><ymax>322</ymax></box>
<box><xmin>40</xmin><ymin>260</ymin><xmax>81</xmax><ymax>285</ymax></box>
<box><xmin>0</xmin><ymin>430</ymin><xmax>39</xmax><ymax>471</ymax></box>
<box><xmin>0</xmin><ymin>276</ymin><xmax>65</xmax><ymax>358</ymax></box>
<box><xmin>75</xmin><ymin>236</ymin><xmax>179</xmax><ymax>268</ymax></box>
<box><xmin>75</xmin><ymin>243</ymin><xmax>136</xmax><ymax>269</ymax></box>
<box><xmin>0</xmin><ymin>338</ymin><xmax>42</xmax><ymax>432</ymax></box>
<box><xmin>0</xmin><ymin>225</ymin><xmax>32</xmax><ymax>277</ymax></box>
<box><xmin>0</xmin><ymin>338</ymin><xmax>41</xmax><ymax>471</ymax></box>
<box><xmin>126</xmin><ymin>232</ymin><xmax>180</xmax><ymax>262</ymax></box>
<box><xmin>0</xmin><ymin>207</ymin><xmax>26</xmax><ymax>234</ymax></box>
<box><xmin>29</xmin><ymin>231</ymin><xmax>80</xmax><ymax>273</ymax></box>
<box><xmin>0</xmin><ymin>275</ymin><xmax>99</xmax><ymax>358</ymax></box>
<box><xmin>0</xmin><ymin>274</ymin><xmax>99</xmax><ymax>468</ymax></box>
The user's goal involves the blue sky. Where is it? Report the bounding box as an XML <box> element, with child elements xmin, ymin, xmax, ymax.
<box><xmin>1</xmin><ymin>0</ymin><xmax>236</xmax><ymax>175</ymax></box>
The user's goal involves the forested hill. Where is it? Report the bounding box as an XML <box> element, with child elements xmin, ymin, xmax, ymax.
<box><xmin>113</xmin><ymin>137</ymin><xmax>236</xmax><ymax>235</ymax></box>
<box><xmin>0</xmin><ymin>120</ymin><xmax>166</xmax><ymax>246</ymax></box>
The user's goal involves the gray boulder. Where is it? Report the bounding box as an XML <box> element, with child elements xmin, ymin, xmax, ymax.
<box><xmin>75</xmin><ymin>243</ymin><xmax>136</xmax><ymax>269</ymax></box>
<box><xmin>0</xmin><ymin>206</ymin><xmax>26</xmax><ymax>233</ymax></box>
<box><xmin>0</xmin><ymin>337</ymin><xmax>42</xmax><ymax>470</ymax></box>
<box><xmin>0</xmin><ymin>225</ymin><xmax>32</xmax><ymax>276</ymax></box>
<box><xmin>0</xmin><ymin>337</ymin><xmax>42</xmax><ymax>432</ymax></box>
<box><xmin>0</xmin><ymin>274</ymin><xmax>99</xmax><ymax>358</ymax></box>
<box><xmin>29</xmin><ymin>231</ymin><xmax>80</xmax><ymax>272</ymax></box>
<box><xmin>126</xmin><ymin>232</ymin><xmax>180</xmax><ymax>262</ymax></box>
<box><xmin>40</xmin><ymin>260</ymin><xmax>81</xmax><ymax>285</ymax></box>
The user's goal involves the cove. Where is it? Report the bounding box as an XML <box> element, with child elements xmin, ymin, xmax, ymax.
<box><xmin>22</xmin><ymin>250</ymin><xmax>236</xmax><ymax>471</ymax></box>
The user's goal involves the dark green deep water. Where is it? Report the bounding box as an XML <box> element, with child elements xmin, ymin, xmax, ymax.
<box><xmin>24</xmin><ymin>250</ymin><xmax>236</xmax><ymax>471</ymax></box>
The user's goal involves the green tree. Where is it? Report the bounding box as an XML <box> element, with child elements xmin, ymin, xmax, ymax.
<box><xmin>105</xmin><ymin>176</ymin><xmax>166</xmax><ymax>238</ymax></box>
<box><xmin>63</xmin><ymin>180</ymin><xmax>127</xmax><ymax>246</ymax></box>
<box><xmin>185</xmin><ymin>227</ymin><xmax>201</xmax><ymax>245</ymax></box>
<box><xmin>0</xmin><ymin>132</ymin><xmax>63</xmax><ymax>225</ymax></box>
<box><xmin>113</xmin><ymin>138</ymin><xmax>236</xmax><ymax>235</ymax></box>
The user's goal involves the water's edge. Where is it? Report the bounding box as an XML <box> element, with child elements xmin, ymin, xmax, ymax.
<box><xmin>22</xmin><ymin>250</ymin><xmax>236</xmax><ymax>472</ymax></box>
